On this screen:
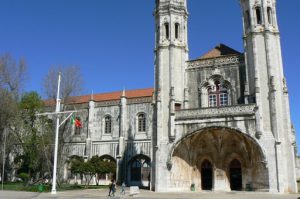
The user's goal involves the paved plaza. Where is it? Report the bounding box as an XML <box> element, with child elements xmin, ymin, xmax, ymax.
<box><xmin>0</xmin><ymin>189</ymin><xmax>299</xmax><ymax>199</ymax></box>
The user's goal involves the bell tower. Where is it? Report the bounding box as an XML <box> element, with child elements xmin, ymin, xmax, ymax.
<box><xmin>153</xmin><ymin>0</ymin><xmax>189</xmax><ymax>191</ymax></box>
<box><xmin>154</xmin><ymin>0</ymin><xmax>188</xmax><ymax>106</ymax></box>
<box><xmin>240</xmin><ymin>0</ymin><xmax>297</xmax><ymax>192</ymax></box>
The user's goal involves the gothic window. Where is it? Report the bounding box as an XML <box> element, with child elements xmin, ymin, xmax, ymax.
<box><xmin>164</xmin><ymin>23</ymin><xmax>169</xmax><ymax>39</ymax></box>
<box><xmin>209</xmin><ymin>95</ymin><xmax>217</xmax><ymax>107</ymax></box>
<box><xmin>104</xmin><ymin>115</ymin><xmax>112</xmax><ymax>134</ymax></box>
<box><xmin>244</xmin><ymin>10</ymin><xmax>251</xmax><ymax>28</ymax></box>
<box><xmin>220</xmin><ymin>93</ymin><xmax>228</xmax><ymax>106</ymax></box>
<box><xmin>175</xmin><ymin>23</ymin><xmax>180</xmax><ymax>39</ymax></box>
<box><xmin>255</xmin><ymin>7</ymin><xmax>262</xmax><ymax>25</ymax></box>
<box><xmin>208</xmin><ymin>81</ymin><xmax>228</xmax><ymax>107</ymax></box>
<box><xmin>267</xmin><ymin>7</ymin><xmax>273</xmax><ymax>25</ymax></box>
<box><xmin>138</xmin><ymin>113</ymin><xmax>146</xmax><ymax>132</ymax></box>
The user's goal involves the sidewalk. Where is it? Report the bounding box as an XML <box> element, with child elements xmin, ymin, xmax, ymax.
<box><xmin>0</xmin><ymin>189</ymin><xmax>299</xmax><ymax>199</ymax></box>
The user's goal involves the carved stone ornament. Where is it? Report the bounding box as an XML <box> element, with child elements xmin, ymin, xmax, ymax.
<box><xmin>176</xmin><ymin>104</ymin><xmax>256</xmax><ymax>120</ymax></box>
<box><xmin>166</xmin><ymin>159</ymin><xmax>173</xmax><ymax>170</ymax></box>
<box><xmin>255</xmin><ymin>131</ymin><xmax>262</xmax><ymax>139</ymax></box>
<box><xmin>188</xmin><ymin>56</ymin><xmax>241</xmax><ymax>70</ymax></box>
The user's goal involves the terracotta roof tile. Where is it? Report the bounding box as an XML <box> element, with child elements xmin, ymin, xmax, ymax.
<box><xmin>43</xmin><ymin>88</ymin><xmax>154</xmax><ymax>106</ymax></box>
<box><xmin>197</xmin><ymin>43</ymin><xmax>241</xmax><ymax>59</ymax></box>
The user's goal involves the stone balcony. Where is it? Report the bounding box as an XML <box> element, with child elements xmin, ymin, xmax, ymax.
<box><xmin>175</xmin><ymin>104</ymin><xmax>257</xmax><ymax>121</ymax></box>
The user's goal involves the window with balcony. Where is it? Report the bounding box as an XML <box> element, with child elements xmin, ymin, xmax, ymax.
<box><xmin>208</xmin><ymin>81</ymin><xmax>228</xmax><ymax>107</ymax></box>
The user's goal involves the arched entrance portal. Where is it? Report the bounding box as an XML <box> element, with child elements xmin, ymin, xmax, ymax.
<box><xmin>128</xmin><ymin>155</ymin><xmax>151</xmax><ymax>188</ymax></box>
<box><xmin>229</xmin><ymin>159</ymin><xmax>242</xmax><ymax>191</ymax></box>
<box><xmin>170</xmin><ymin>127</ymin><xmax>268</xmax><ymax>191</ymax></box>
<box><xmin>201</xmin><ymin>160</ymin><xmax>213</xmax><ymax>190</ymax></box>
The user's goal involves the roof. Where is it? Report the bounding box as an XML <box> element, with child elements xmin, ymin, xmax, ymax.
<box><xmin>43</xmin><ymin>88</ymin><xmax>154</xmax><ymax>106</ymax></box>
<box><xmin>197</xmin><ymin>43</ymin><xmax>241</xmax><ymax>60</ymax></box>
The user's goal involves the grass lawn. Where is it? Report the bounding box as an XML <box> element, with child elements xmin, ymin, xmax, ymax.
<box><xmin>1</xmin><ymin>182</ymin><xmax>108</xmax><ymax>192</ymax></box>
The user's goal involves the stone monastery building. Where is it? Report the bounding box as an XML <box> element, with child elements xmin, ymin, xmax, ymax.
<box><xmin>52</xmin><ymin>0</ymin><xmax>298</xmax><ymax>193</ymax></box>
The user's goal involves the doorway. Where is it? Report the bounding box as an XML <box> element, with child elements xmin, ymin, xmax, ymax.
<box><xmin>229</xmin><ymin>159</ymin><xmax>242</xmax><ymax>191</ymax></box>
<box><xmin>201</xmin><ymin>159</ymin><xmax>213</xmax><ymax>190</ymax></box>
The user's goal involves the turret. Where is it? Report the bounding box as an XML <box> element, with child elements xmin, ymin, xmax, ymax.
<box><xmin>240</xmin><ymin>0</ymin><xmax>297</xmax><ymax>193</ymax></box>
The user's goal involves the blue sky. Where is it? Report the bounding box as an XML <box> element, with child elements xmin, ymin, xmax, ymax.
<box><xmin>0</xmin><ymin>0</ymin><xmax>299</xmax><ymax>152</ymax></box>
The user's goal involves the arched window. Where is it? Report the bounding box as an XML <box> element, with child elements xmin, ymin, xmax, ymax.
<box><xmin>175</xmin><ymin>23</ymin><xmax>180</xmax><ymax>39</ymax></box>
<box><xmin>164</xmin><ymin>23</ymin><xmax>169</xmax><ymax>39</ymax></box>
<box><xmin>138</xmin><ymin>113</ymin><xmax>146</xmax><ymax>132</ymax></box>
<box><xmin>208</xmin><ymin>81</ymin><xmax>228</xmax><ymax>107</ymax></box>
<box><xmin>255</xmin><ymin>7</ymin><xmax>262</xmax><ymax>25</ymax></box>
<box><xmin>104</xmin><ymin>116</ymin><xmax>112</xmax><ymax>134</ymax></box>
<box><xmin>267</xmin><ymin>7</ymin><xmax>273</xmax><ymax>25</ymax></box>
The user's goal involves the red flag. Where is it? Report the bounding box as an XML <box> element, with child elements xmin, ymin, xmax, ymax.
<box><xmin>75</xmin><ymin>117</ymin><xmax>82</xmax><ymax>128</ymax></box>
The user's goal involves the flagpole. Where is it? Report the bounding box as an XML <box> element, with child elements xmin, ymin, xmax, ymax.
<box><xmin>1</xmin><ymin>128</ymin><xmax>7</xmax><ymax>191</ymax></box>
<box><xmin>51</xmin><ymin>72</ymin><xmax>61</xmax><ymax>194</ymax></box>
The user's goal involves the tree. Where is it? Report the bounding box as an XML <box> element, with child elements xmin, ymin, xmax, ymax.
<box><xmin>70</xmin><ymin>156</ymin><xmax>116</xmax><ymax>187</ymax></box>
<box><xmin>90</xmin><ymin>156</ymin><xmax>116</xmax><ymax>186</ymax></box>
<box><xmin>13</xmin><ymin>92</ymin><xmax>54</xmax><ymax>183</ymax></box>
<box><xmin>0</xmin><ymin>53</ymin><xmax>27</xmax><ymax>98</ymax></box>
<box><xmin>0</xmin><ymin>53</ymin><xmax>27</xmax><ymax>182</ymax></box>
<box><xmin>43</xmin><ymin>65</ymin><xmax>83</xmax><ymax>100</ymax></box>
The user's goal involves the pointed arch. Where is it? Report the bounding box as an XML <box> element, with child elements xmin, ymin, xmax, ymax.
<box><xmin>128</xmin><ymin>154</ymin><xmax>151</xmax><ymax>187</ymax></box>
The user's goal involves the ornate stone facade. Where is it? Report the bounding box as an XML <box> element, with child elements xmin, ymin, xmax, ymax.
<box><xmin>58</xmin><ymin>0</ymin><xmax>297</xmax><ymax>193</ymax></box>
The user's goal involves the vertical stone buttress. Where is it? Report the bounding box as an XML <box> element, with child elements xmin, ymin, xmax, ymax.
<box><xmin>87</xmin><ymin>97</ymin><xmax>95</xmax><ymax>158</ymax></box>
<box><xmin>118</xmin><ymin>90</ymin><xmax>127</xmax><ymax>183</ymax></box>
<box><xmin>240</xmin><ymin>0</ymin><xmax>297</xmax><ymax>193</ymax></box>
<box><xmin>153</xmin><ymin>0</ymin><xmax>188</xmax><ymax>191</ymax></box>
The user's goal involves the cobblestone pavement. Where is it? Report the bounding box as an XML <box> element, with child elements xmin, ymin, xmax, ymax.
<box><xmin>0</xmin><ymin>189</ymin><xmax>299</xmax><ymax>199</ymax></box>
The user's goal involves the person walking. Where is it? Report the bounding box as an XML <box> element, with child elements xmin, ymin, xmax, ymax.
<box><xmin>111</xmin><ymin>180</ymin><xmax>116</xmax><ymax>197</ymax></box>
<box><xmin>121</xmin><ymin>182</ymin><xmax>126</xmax><ymax>195</ymax></box>
<box><xmin>108</xmin><ymin>180</ymin><xmax>113</xmax><ymax>196</ymax></box>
